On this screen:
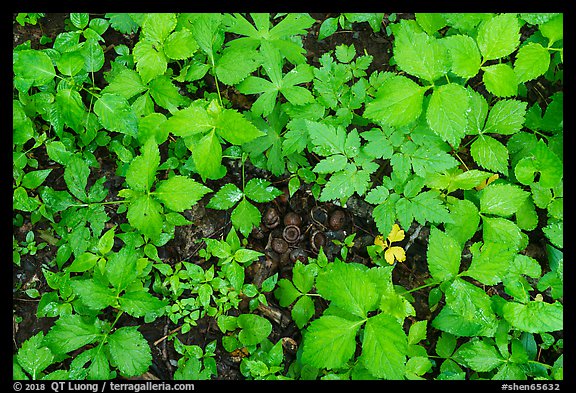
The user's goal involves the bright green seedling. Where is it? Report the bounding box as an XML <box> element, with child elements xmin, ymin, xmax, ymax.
<box><xmin>207</xmin><ymin>162</ymin><xmax>282</xmax><ymax>237</ymax></box>
<box><xmin>217</xmin><ymin>313</ymin><xmax>273</xmax><ymax>355</ymax></box>
<box><xmin>274</xmin><ymin>261</ymin><xmax>319</xmax><ymax>328</ymax></box>
<box><xmin>118</xmin><ymin>138</ymin><xmax>211</xmax><ymax>243</ymax></box>
<box><xmin>240</xmin><ymin>339</ymin><xmax>289</xmax><ymax>380</ymax></box>
<box><xmin>172</xmin><ymin>338</ymin><xmax>217</xmax><ymax>380</ymax></box>
<box><xmin>300</xmin><ymin>261</ymin><xmax>416</xmax><ymax>379</ymax></box>
<box><xmin>200</xmin><ymin>227</ymin><xmax>264</xmax><ymax>292</ymax></box>
<box><xmin>319</xmin><ymin>13</ymin><xmax>384</xmax><ymax>40</ymax></box>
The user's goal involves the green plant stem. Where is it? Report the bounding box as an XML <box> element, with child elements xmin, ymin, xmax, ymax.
<box><xmin>70</xmin><ymin>200</ymin><xmax>128</xmax><ymax>208</ymax></box>
<box><xmin>405</xmin><ymin>280</ymin><xmax>440</xmax><ymax>294</ymax></box>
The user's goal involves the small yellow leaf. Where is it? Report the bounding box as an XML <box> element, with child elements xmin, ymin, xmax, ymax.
<box><xmin>385</xmin><ymin>246</ymin><xmax>406</xmax><ymax>265</ymax></box>
<box><xmin>475</xmin><ymin>173</ymin><xmax>499</xmax><ymax>191</ymax></box>
<box><xmin>374</xmin><ymin>235</ymin><xmax>387</xmax><ymax>251</ymax></box>
<box><xmin>387</xmin><ymin>223</ymin><xmax>405</xmax><ymax>244</ymax></box>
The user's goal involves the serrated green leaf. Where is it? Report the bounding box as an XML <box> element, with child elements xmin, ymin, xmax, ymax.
<box><xmin>415</xmin><ymin>13</ymin><xmax>447</xmax><ymax>35</ymax></box>
<box><xmin>514</xmin><ymin>140</ymin><xmax>562</xmax><ymax>188</ymax></box>
<box><xmin>306</xmin><ymin>120</ymin><xmax>346</xmax><ymax>156</ymax></box>
<box><xmin>482</xmin><ymin>63</ymin><xmax>518</xmax><ymax>98</ymax></box>
<box><xmin>142</xmin><ymin>13</ymin><xmax>177</xmax><ymax>44</ymax></box>
<box><xmin>206</xmin><ymin>183</ymin><xmax>243</xmax><ymax>210</ymax></box>
<box><xmin>318</xmin><ymin>17</ymin><xmax>338</xmax><ymax>40</ymax></box>
<box><xmin>410</xmin><ymin>190</ymin><xmax>453</xmax><ymax>227</ymax></box>
<box><xmin>155</xmin><ymin>176</ymin><xmax>211</xmax><ymax>212</ymax></box>
<box><xmin>215</xmin><ymin>46</ymin><xmax>261</xmax><ymax>85</ymax></box>
<box><xmin>313</xmin><ymin>155</ymin><xmax>348</xmax><ymax>174</ymax></box>
<box><xmin>408</xmin><ymin>320</ymin><xmax>428</xmax><ymax>345</ymax></box>
<box><xmin>17</xmin><ymin>332</ymin><xmax>54</xmax><ymax>379</ymax></box>
<box><xmin>163</xmin><ymin>29</ymin><xmax>198</xmax><ymax>60</ymax></box>
<box><xmin>316</xmin><ymin>261</ymin><xmax>379</xmax><ymax>318</ymax></box>
<box><xmin>503</xmin><ymin>300</ymin><xmax>563</xmax><ymax>333</ymax></box>
<box><xmin>148</xmin><ymin>75</ymin><xmax>188</xmax><ymax>112</ymax></box>
<box><xmin>360</xmin><ymin>313</ymin><xmax>408</xmax><ymax>379</ymax></box>
<box><xmin>427</xmin><ymin>227</ymin><xmax>461</xmax><ymax>282</ymax></box>
<box><xmin>237</xmin><ymin>314</ymin><xmax>272</xmax><ymax>346</ymax></box>
<box><xmin>191</xmin><ymin>130</ymin><xmax>223</xmax><ymax>180</ymax></box>
<box><xmin>392</xmin><ymin>19</ymin><xmax>449</xmax><ymax>82</ymax></box>
<box><xmin>482</xmin><ymin>216</ymin><xmax>524</xmax><ymax>250</ymax></box>
<box><xmin>470</xmin><ymin>134</ymin><xmax>509</xmax><ymax>175</ymax></box>
<box><xmin>319</xmin><ymin>165</ymin><xmax>371</xmax><ymax>202</ymax></box>
<box><xmin>133</xmin><ymin>41</ymin><xmax>167</xmax><ymax>84</ymax></box>
<box><xmin>540</xmin><ymin>14</ymin><xmax>563</xmax><ymax>46</ymax></box>
<box><xmin>125</xmin><ymin>139</ymin><xmax>160</xmax><ymax>193</ymax></box>
<box><xmin>275</xmin><ymin>279</ymin><xmax>301</xmax><ymax>307</ymax></box>
<box><xmin>364</xmin><ymin>75</ymin><xmax>426</xmax><ymax>127</ymax></box>
<box><xmin>63</xmin><ymin>155</ymin><xmax>89</xmax><ymax>201</ymax></box>
<box><xmin>479</xmin><ymin>183</ymin><xmax>529</xmax><ymax>216</ymax></box>
<box><xmin>244</xmin><ymin>178</ymin><xmax>282</xmax><ymax>203</ymax></box>
<box><xmin>453</xmin><ymin>340</ymin><xmax>504</xmax><ymax>372</ymax></box>
<box><xmin>465</xmin><ymin>242</ymin><xmax>515</xmax><ymax>285</ymax></box>
<box><xmin>436</xmin><ymin>332</ymin><xmax>457</xmax><ymax>358</ymax></box>
<box><xmin>301</xmin><ymin>315</ymin><xmax>363</xmax><ymax>370</ymax></box>
<box><xmin>106</xmin><ymin>248</ymin><xmax>139</xmax><ymax>292</ymax></box>
<box><xmin>543</xmin><ymin>220</ymin><xmax>563</xmax><ymax>249</ymax></box>
<box><xmin>231</xmin><ymin>198</ymin><xmax>261</xmax><ymax>237</ymax></box>
<box><xmin>108</xmin><ymin>326</ymin><xmax>152</xmax><ymax>377</ymax></box>
<box><xmin>102</xmin><ymin>68</ymin><xmax>147</xmax><ymax>101</ymax></box>
<box><xmin>43</xmin><ymin>314</ymin><xmax>101</xmax><ymax>355</ymax></box>
<box><xmin>216</xmin><ymin>108</ymin><xmax>265</xmax><ymax>145</ymax></box>
<box><xmin>426</xmin><ymin>83</ymin><xmax>469</xmax><ymax>147</ymax></box>
<box><xmin>94</xmin><ymin>93</ymin><xmax>138</xmax><ymax>137</ymax></box>
<box><xmin>477</xmin><ymin>13</ymin><xmax>520</xmax><ymax>60</ymax></box>
<box><xmin>371</xmin><ymin>198</ymin><xmax>397</xmax><ymax>237</ymax></box>
<box><xmin>56</xmin><ymin>89</ymin><xmax>86</xmax><ymax>133</ymax></box>
<box><xmin>13</xmin><ymin>50</ymin><xmax>56</xmax><ymax>87</ymax></box>
<box><xmin>126</xmin><ymin>195</ymin><xmax>164</xmax><ymax>241</ymax></box>
<box><xmin>56</xmin><ymin>50</ymin><xmax>85</xmax><ymax>76</ymax></box>
<box><xmin>484</xmin><ymin>99</ymin><xmax>527</xmax><ymax>135</ymax></box>
<box><xmin>70</xmin><ymin>279</ymin><xmax>117</xmax><ymax>310</ymax></box>
<box><xmin>445</xmin><ymin>198</ymin><xmax>480</xmax><ymax>246</ymax></box>
<box><xmin>21</xmin><ymin>169</ymin><xmax>52</xmax><ymax>189</ymax></box>
<box><xmin>66</xmin><ymin>252</ymin><xmax>100</xmax><ymax>273</ymax></box>
<box><xmin>292</xmin><ymin>295</ymin><xmax>315</xmax><ymax>329</ymax></box>
<box><xmin>514</xmin><ymin>42</ymin><xmax>551</xmax><ymax>83</ymax></box>
<box><xmin>442</xmin><ymin>34</ymin><xmax>481</xmax><ymax>78</ymax></box>
<box><xmin>119</xmin><ymin>290</ymin><xmax>167</xmax><ymax>318</ymax></box>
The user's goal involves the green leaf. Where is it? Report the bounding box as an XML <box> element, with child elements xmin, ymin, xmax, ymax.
<box><xmin>470</xmin><ymin>134</ymin><xmax>509</xmax><ymax>175</ymax></box>
<box><xmin>409</xmin><ymin>190</ymin><xmax>453</xmax><ymax>227</ymax></box>
<box><xmin>108</xmin><ymin>326</ymin><xmax>152</xmax><ymax>377</ymax></box>
<box><xmin>67</xmin><ymin>252</ymin><xmax>100</xmax><ymax>273</ymax></box>
<box><xmin>465</xmin><ymin>242</ymin><xmax>515</xmax><ymax>285</ymax></box>
<box><xmin>427</xmin><ymin>227</ymin><xmax>461</xmax><ymax>282</ymax></box>
<box><xmin>237</xmin><ymin>314</ymin><xmax>272</xmax><ymax>346</ymax></box>
<box><xmin>442</xmin><ymin>34</ymin><xmax>481</xmax><ymax>78</ymax></box>
<box><xmin>436</xmin><ymin>332</ymin><xmax>457</xmax><ymax>358</ymax></box>
<box><xmin>70</xmin><ymin>279</ymin><xmax>117</xmax><ymax>311</ymax></box>
<box><xmin>315</xmin><ymin>261</ymin><xmax>379</xmax><ymax>318</ymax></box>
<box><xmin>392</xmin><ymin>19</ymin><xmax>449</xmax><ymax>82</ymax></box>
<box><xmin>21</xmin><ymin>169</ymin><xmax>52</xmax><ymax>189</ymax></box>
<box><xmin>484</xmin><ymin>99</ymin><xmax>527</xmax><ymax>135</ymax></box>
<box><xmin>445</xmin><ymin>198</ymin><xmax>480</xmax><ymax>246</ymax></box>
<box><xmin>539</xmin><ymin>14</ymin><xmax>563</xmax><ymax>45</ymax></box>
<box><xmin>364</xmin><ymin>75</ymin><xmax>426</xmax><ymax>127</ymax></box>
<box><xmin>306</xmin><ymin>120</ymin><xmax>346</xmax><ymax>156</ymax></box>
<box><xmin>231</xmin><ymin>198</ymin><xmax>261</xmax><ymax>237</ymax></box>
<box><xmin>206</xmin><ymin>183</ymin><xmax>243</xmax><ymax>210</ymax></box>
<box><xmin>119</xmin><ymin>290</ymin><xmax>167</xmax><ymax>318</ymax></box>
<box><xmin>543</xmin><ymin>220</ymin><xmax>563</xmax><ymax>249</ymax></box>
<box><xmin>106</xmin><ymin>248</ymin><xmax>139</xmax><ymax>292</ymax></box>
<box><xmin>56</xmin><ymin>89</ymin><xmax>86</xmax><ymax>133</ymax></box>
<box><xmin>63</xmin><ymin>155</ymin><xmax>89</xmax><ymax>201</ymax></box>
<box><xmin>426</xmin><ymin>83</ymin><xmax>469</xmax><ymax>146</ymax></box>
<box><xmin>163</xmin><ymin>29</ymin><xmax>198</xmax><ymax>60</ymax></box>
<box><xmin>514</xmin><ymin>140</ymin><xmax>562</xmax><ymax>188</ymax></box>
<box><xmin>94</xmin><ymin>93</ymin><xmax>138</xmax><ymax>137</ymax></box>
<box><xmin>514</xmin><ymin>42</ymin><xmax>551</xmax><ymax>83</ymax></box>
<box><xmin>477</xmin><ymin>13</ymin><xmax>520</xmax><ymax>60</ymax></box>
<box><xmin>371</xmin><ymin>198</ymin><xmax>397</xmax><ymax>238</ymax></box>
<box><xmin>482</xmin><ymin>216</ymin><xmax>523</xmax><ymax>250</ymax></box>
<box><xmin>155</xmin><ymin>176</ymin><xmax>211</xmax><ymax>212</ymax></box>
<box><xmin>274</xmin><ymin>279</ymin><xmax>301</xmax><ymax>307</ymax></box>
<box><xmin>479</xmin><ymin>183</ymin><xmax>529</xmax><ymax>217</ymax></box>
<box><xmin>215</xmin><ymin>46</ymin><xmax>261</xmax><ymax>85</ymax></box>
<box><xmin>415</xmin><ymin>13</ymin><xmax>447</xmax><ymax>35</ymax></box>
<box><xmin>191</xmin><ymin>130</ymin><xmax>223</xmax><ymax>180</ymax></box>
<box><xmin>125</xmin><ymin>139</ymin><xmax>160</xmax><ymax>193</ymax></box>
<box><xmin>17</xmin><ymin>332</ymin><xmax>54</xmax><ymax>379</ymax></box>
<box><xmin>292</xmin><ymin>296</ymin><xmax>315</xmax><ymax>329</ymax></box>
<box><xmin>482</xmin><ymin>63</ymin><xmax>518</xmax><ymax>98</ymax></box>
<box><xmin>216</xmin><ymin>108</ymin><xmax>265</xmax><ymax>145</ymax></box>
<box><xmin>503</xmin><ymin>301</ymin><xmax>563</xmax><ymax>333</ymax></box>
<box><xmin>164</xmin><ymin>104</ymin><xmax>214</xmax><ymax>137</ymax></box>
<box><xmin>56</xmin><ymin>50</ymin><xmax>86</xmax><ymax>76</ymax></box>
<box><xmin>148</xmin><ymin>75</ymin><xmax>188</xmax><ymax>112</ymax></box>
<box><xmin>133</xmin><ymin>41</ymin><xmax>167</xmax><ymax>84</ymax></box>
<box><xmin>43</xmin><ymin>314</ymin><xmax>101</xmax><ymax>354</ymax></box>
<box><xmin>319</xmin><ymin>165</ymin><xmax>371</xmax><ymax>203</ymax></box>
<box><xmin>126</xmin><ymin>195</ymin><xmax>164</xmax><ymax>241</ymax></box>
<box><xmin>360</xmin><ymin>313</ymin><xmax>408</xmax><ymax>379</ymax></box>
<box><xmin>453</xmin><ymin>340</ymin><xmax>504</xmax><ymax>372</ymax></box>
<box><xmin>301</xmin><ymin>315</ymin><xmax>363</xmax><ymax>370</ymax></box>
<box><xmin>142</xmin><ymin>13</ymin><xmax>177</xmax><ymax>44</ymax></box>
<box><xmin>102</xmin><ymin>68</ymin><xmax>147</xmax><ymax>101</ymax></box>
<box><xmin>318</xmin><ymin>17</ymin><xmax>339</xmax><ymax>40</ymax></box>
<box><xmin>244</xmin><ymin>178</ymin><xmax>282</xmax><ymax>203</ymax></box>
<box><xmin>13</xmin><ymin>50</ymin><xmax>56</xmax><ymax>87</ymax></box>
<box><xmin>408</xmin><ymin>320</ymin><xmax>428</xmax><ymax>345</ymax></box>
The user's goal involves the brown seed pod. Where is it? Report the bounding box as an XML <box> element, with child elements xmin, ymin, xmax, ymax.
<box><xmin>310</xmin><ymin>205</ymin><xmax>328</xmax><ymax>226</ymax></box>
<box><xmin>328</xmin><ymin>209</ymin><xmax>346</xmax><ymax>230</ymax></box>
<box><xmin>271</xmin><ymin>238</ymin><xmax>289</xmax><ymax>254</ymax></box>
<box><xmin>263</xmin><ymin>207</ymin><xmax>280</xmax><ymax>229</ymax></box>
<box><xmin>283</xmin><ymin>211</ymin><xmax>302</xmax><ymax>227</ymax></box>
<box><xmin>282</xmin><ymin>225</ymin><xmax>301</xmax><ymax>244</ymax></box>
<box><xmin>289</xmin><ymin>247</ymin><xmax>308</xmax><ymax>263</ymax></box>
<box><xmin>309</xmin><ymin>230</ymin><xmax>327</xmax><ymax>253</ymax></box>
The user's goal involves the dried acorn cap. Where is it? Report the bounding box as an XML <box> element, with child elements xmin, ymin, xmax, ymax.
<box><xmin>283</xmin><ymin>211</ymin><xmax>302</xmax><ymax>227</ymax></box>
<box><xmin>309</xmin><ymin>230</ymin><xmax>327</xmax><ymax>253</ymax></box>
<box><xmin>282</xmin><ymin>225</ymin><xmax>301</xmax><ymax>244</ymax></box>
<box><xmin>310</xmin><ymin>206</ymin><xmax>328</xmax><ymax>226</ymax></box>
<box><xmin>328</xmin><ymin>209</ymin><xmax>346</xmax><ymax>230</ymax></box>
<box><xmin>289</xmin><ymin>248</ymin><xmax>308</xmax><ymax>263</ymax></box>
<box><xmin>271</xmin><ymin>238</ymin><xmax>289</xmax><ymax>254</ymax></box>
<box><xmin>263</xmin><ymin>207</ymin><xmax>280</xmax><ymax>229</ymax></box>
